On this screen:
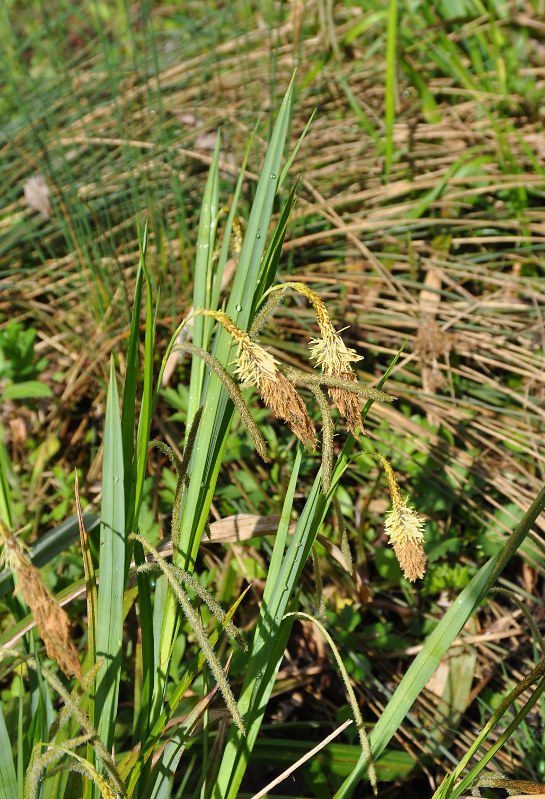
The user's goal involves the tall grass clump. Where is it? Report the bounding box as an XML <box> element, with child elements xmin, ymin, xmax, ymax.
<box><xmin>2</xmin><ymin>35</ymin><xmax>545</xmax><ymax>799</ymax></box>
<box><xmin>0</xmin><ymin>2</ymin><xmax>545</xmax><ymax>799</ymax></box>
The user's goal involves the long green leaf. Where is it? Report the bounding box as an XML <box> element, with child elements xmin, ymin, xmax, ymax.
<box><xmin>187</xmin><ymin>134</ymin><xmax>221</xmax><ymax>430</ymax></box>
<box><xmin>152</xmin><ymin>139</ymin><xmax>222</xmax><ymax>731</ymax></box>
<box><xmin>177</xmin><ymin>74</ymin><xmax>297</xmax><ymax>577</ymax></box>
<box><xmin>93</xmin><ymin>358</ymin><xmax>125</xmax><ymax>764</ymax></box>
<box><xmin>212</xmin><ymin>447</ymin><xmax>305</xmax><ymax>799</ymax></box>
<box><xmin>132</xmin><ymin>246</ymin><xmax>156</xmax><ymax>533</ymax></box>
<box><xmin>121</xmin><ymin>239</ymin><xmax>144</xmax><ymax>521</ymax></box>
<box><xmin>0</xmin><ymin>430</ymin><xmax>14</xmax><ymax>530</ymax></box>
<box><xmin>384</xmin><ymin>0</ymin><xmax>398</xmax><ymax>183</ymax></box>
<box><xmin>0</xmin><ymin>702</ymin><xmax>17</xmax><ymax>799</ymax></box>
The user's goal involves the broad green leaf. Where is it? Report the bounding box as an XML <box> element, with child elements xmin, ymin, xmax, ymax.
<box><xmin>93</xmin><ymin>358</ymin><xmax>125</xmax><ymax>764</ymax></box>
<box><xmin>2</xmin><ymin>381</ymin><xmax>52</xmax><ymax>402</ymax></box>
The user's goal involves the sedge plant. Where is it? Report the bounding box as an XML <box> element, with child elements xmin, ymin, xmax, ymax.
<box><xmin>1</xmin><ymin>80</ymin><xmax>545</xmax><ymax>799</ymax></box>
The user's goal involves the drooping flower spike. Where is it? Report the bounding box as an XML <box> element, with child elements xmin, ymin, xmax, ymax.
<box><xmin>195</xmin><ymin>309</ymin><xmax>317</xmax><ymax>450</ymax></box>
<box><xmin>263</xmin><ymin>282</ymin><xmax>364</xmax><ymax>437</ymax></box>
<box><xmin>0</xmin><ymin>521</ymin><xmax>82</xmax><ymax>679</ymax></box>
<box><xmin>378</xmin><ymin>456</ymin><xmax>427</xmax><ymax>582</ymax></box>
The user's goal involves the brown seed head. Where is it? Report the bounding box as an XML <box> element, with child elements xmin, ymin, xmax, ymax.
<box><xmin>261</xmin><ymin>372</ymin><xmax>317</xmax><ymax>450</ymax></box>
<box><xmin>272</xmin><ymin>283</ymin><xmax>364</xmax><ymax>436</ymax></box>
<box><xmin>0</xmin><ymin>522</ymin><xmax>82</xmax><ymax>679</ymax></box>
<box><xmin>197</xmin><ymin>308</ymin><xmax>316</xmax><ymax>449</ymax></box>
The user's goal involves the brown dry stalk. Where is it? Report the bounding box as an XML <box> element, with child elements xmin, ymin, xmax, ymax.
<box><xmin>0</xmin><ymin>521</ymin><xmax>82</xmax><ymax>680</ymax></box>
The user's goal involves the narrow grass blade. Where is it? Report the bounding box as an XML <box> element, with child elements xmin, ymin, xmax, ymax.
<box><xmin>132</xmin><ymin>245</ymin><xmax>157</xmax><ymax>535</ymax></box>
<box><xmin>93</xmin><ymin>358</ymin><xmax>126</xmax><ymax>762</ymax></box>
<box><xmin>187</xmin><ymin>135</ymin><xmax>220</xmax><ymax>429</ymax></box>
<box><xmin>210</xmin><ymin>138</ymin><xmax>253</xmax><ymax>312</ymax></box>
<box><xmin>121</xmin><ymin>247</ymin><xmax>144</xmax><ymax>519</ymax></box>
<box><xmin>0</xmin><ymin>433</ymin><xmax>14</xmax><ymax>530</ymax></box>
<box><xmin>252</xmin><ymin>182</ymin><xmax>299</xmax><ymax>315</ymax></box>
<box><xmin>441</xmin><ymin>664</ymin><xmax>545</xmax><ymax>799</ymax></box>
<box><xmin>0</xmin><ymin>703</ymin><xmax>17</xmax><ymax>799</ymax></box>
<box><xmin>133</xmin><ymin>539</ymin><xmax>154</xmax><ymax>749</ymax></box>
<box><xmin>384</xmin><ymin>0</ymin><xmax>398</xmax><ymax>183</ymax></box>
<box><xmin>16</xmin><ymin>685</ymin><xmax>23</xmax><ymax>799</ymax></box>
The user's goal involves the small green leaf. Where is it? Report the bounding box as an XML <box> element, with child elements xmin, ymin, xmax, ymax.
<box><xmin>2</xmin><ymin>381</ymin><xmax>52</xmax><ymax>401</ymax></box>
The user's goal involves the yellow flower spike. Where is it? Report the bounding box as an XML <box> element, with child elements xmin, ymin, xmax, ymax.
<box><xmin>196</xmin><ymin>309</ymin><xmax>317</xmax><ymax>449</ymax></box>
<box><xmin>379</xmin><ymin>456</ymin><xmax>427</xmax><ymax>582</ymax></box>
<box><xmin>263</xmin><ymin>283</ymin><xmax>364</xmax><ymax>436</ymax></box>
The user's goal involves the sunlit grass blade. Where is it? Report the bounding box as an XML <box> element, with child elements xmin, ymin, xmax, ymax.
<box><xmin>121</xmin><ymin>244</ymin><xmax>144</xmax><ymax>520</ymax></box>
<box><xmin>132</xmin><ymin>238</ymin><xmax>157</xmax><ymax>535</ymax></box>
<box><xmin>0</xmin><ymin>434</ymin><xmax>14</xmax><ymax>530</ymax></box>
<box><xmin>212</xmin><ymin>446</ymin><xmax>304</xmax><ymax>799</ymax></box>
<box><xmin>435</xmin><ymin>658</ymin><xmax>545</xmax><ymax>799</ymax></box>
<box><xmin>187</xmin><ymin>135</ymin><xmax>221</xmax><ymax>429</ymax></box>
<box><xmin>252</xmin><ymin>182</ymin><xmax>299</xmax><ymax>315</ymax></box>
<box><xmin>210</xmin><ymin>138</ymin><xmax>254</xmax><ymax>312</ymax></box>
<box><xmin>152</xmin><ymin>144</ymin><xmax>221</xmax><ymax>732</ymax></box>
<box><xmin>93</xmin><ymin>358</ymin><xmax>126</xmax><ymax>780</ymax></box>
<box><xmin>384</xmin><ymin>0</ymin><xmax>398</xmax><ymax>183</ymax></box>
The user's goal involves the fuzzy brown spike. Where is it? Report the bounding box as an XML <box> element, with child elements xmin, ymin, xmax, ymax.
<box><xmin>0</xmin><ymin>521</ymin><xmax>82</xmax><ymax>679</ymax></box>
<box><xmin>261</xmin><ymin>372</ymin><xmax>317</xmax><ymax>450</ymax></box>
<box><xmin>196</xmin><ymin>308</ymin><xmax>317</xmax><ymax>450</ymax></box>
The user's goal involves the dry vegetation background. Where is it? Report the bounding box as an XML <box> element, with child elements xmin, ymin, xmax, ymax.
<box><xmin>2</xmin><ymin>0</ymin><xmax>545</xmax><ymax>791</ymax></box>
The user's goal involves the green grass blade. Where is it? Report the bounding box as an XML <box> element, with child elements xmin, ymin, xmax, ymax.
<box><xmin>134</xmin><ymin>539</ymin><xmax>154</xmax><ymax>760</ymax></box>
<box><xmin>187</xmin><ymin>135</ymin><xmax>221</xmax><ymax>429</ymax></box>
<box><xmin>121</xmin><ymin>241</ymin><xmax>144</xmax><ymax>518</ymax></box>
<box><xmin>152</xmin><ymin>167</ymin><xmax>213</xmax><ymax>720</ymax></box>
<box><xmin>93</xmin><ymin>358</ymin><xmax>126</xmax><ymax>761</ymax></box>
<box><xmin>384</xmin><ymin>0</ymin><xmax>398</xmax><ymax>183</ymax></box>
<box><xmin>132</xmin><ymin>245</ymin><xmax>156</xmax><ymax>534</ymax></box>
<box><xmin>252</xmin><ymin>182</ymin><xmax>299</xmax><ymax>314</ymax></box>
<box><xmin>176</xmin><ymin>76</ymin><xmax>297</xmax><ymax>585</ymax></box>
<box><xmin>16</xmin><ymin>685</ymin><xmax>23</xmax><ymax>799</ymax></box>
<box><xmin>0</xmin><ymin>431</ymin><xmax>14</xmax><ymax>530</ymax></box>
<box><xmin>0</xmin><ymin>702</ymin><xmax>17</xmax><ymax>799</ymax></box>
<box><xmin>211</xmin><ymin>446</ymin><xmax>304</xmax><ymax>799</ymax></box>
<box><xmin>210</xmin><ymin>138</ymin><xmax>253</xmax><ymax>312</ymax></box>
<box><xmin>334</xmin><ymin>484</ymin><xmax>545</xmax><ymax>798</ymax></box>
<box><xmin>225</xmin><ymin>72</ymin><xmax>296</xmax><ymax>327</ymax></box>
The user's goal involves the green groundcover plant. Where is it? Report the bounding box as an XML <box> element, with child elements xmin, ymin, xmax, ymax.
<box><xmin>1</xmin><ymin>80</ymin><xmax>545</xmax><ymax>799</ymax></box>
